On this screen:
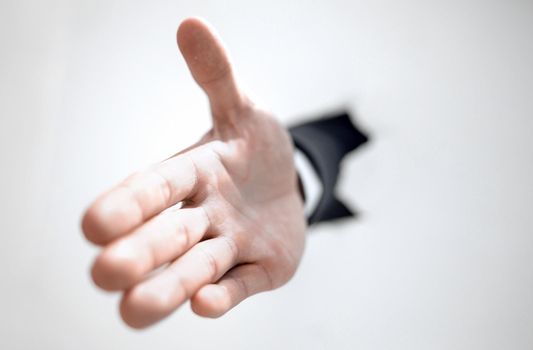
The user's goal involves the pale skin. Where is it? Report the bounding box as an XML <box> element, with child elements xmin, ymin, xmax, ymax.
<box><xmin>81</xmin><ymin>18</ymin><xmax>307</xmax><ymax>329</ymax></box>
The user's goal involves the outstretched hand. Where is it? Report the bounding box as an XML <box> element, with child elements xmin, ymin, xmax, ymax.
<box><xmin>82</xmin><ymin>18</ymin><xmax>306</xmax><ymax>328</ymax></box>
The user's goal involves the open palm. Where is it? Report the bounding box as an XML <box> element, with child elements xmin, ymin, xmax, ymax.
<box><xmin>82</xmin><ymin>18</ymin><xmax>306</xmax><ymax>329</ymax></box>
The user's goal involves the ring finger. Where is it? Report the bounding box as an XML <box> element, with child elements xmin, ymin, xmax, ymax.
<box><xmin>119</xmin><ymin>236</ymin><xmax>239</xmax><ymax>328</ymax></box>
<box><xmin>91</xmin><ymin>207</ymin><xmax>210</xmax><ymax>291</ymax></box>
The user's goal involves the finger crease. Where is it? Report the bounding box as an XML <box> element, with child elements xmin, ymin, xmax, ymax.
<box><xmin>232</xmin><ymin>272</ymin><xmax>249</xmax><ymax>300</ymax></box>
<box><xmin>121</xmin><ymin>182</ymin><xmax>146</xmax><ymax>221</ymax></box>
<box><xmin>198</xmin><ymin>66</ymin><xmax>232</xmax><ymax>86</ymax></box>
<box><xmin>200</xmin><ymin>206</ymin><xmax>212</xmax><ymax>232</ymax></box>
<box><xmin>175</xmin><ymin>218</ymin><xmax>189</xmax><ymax>252</ymax></box>
<box><xmin>186</xmin><ymin>155</ymin><xmax>201</xmax><ymax>199</ymax></box>
<box><xmin>222</xmin><ymin>236</ymin><xmax>239</xmax><ymax>264</ymax></box>
<box><xmin>200</xmin><ymin>247</ymin><xmax>218</xmax><ymax>282</ymax></box>
<box><xmin>258</xmin><ymin>264</ymin><xmax>274</xmax><ymax>291</ymax></box>
<box><xmin>151</xmin><ymin>169</ymin><xmax>173</xmax><ymax>207</ymax></box>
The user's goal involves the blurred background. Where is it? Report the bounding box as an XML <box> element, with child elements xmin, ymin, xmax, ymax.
<box><xmin>1</xmin><ymin>0</ymin><xmax>533</xmax><ymax>349</ymax></box>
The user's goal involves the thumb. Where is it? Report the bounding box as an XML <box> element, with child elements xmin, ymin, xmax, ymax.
<box><xmin>177</xmin><ymin>17</ymin><xmax>247</xmax><ymax>124</ymax></box>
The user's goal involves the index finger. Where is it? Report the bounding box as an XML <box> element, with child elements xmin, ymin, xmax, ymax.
<box><xmin>81</xmin><ymin>154</ymin><xmax>198</xmax><ymax>245</ymax></box>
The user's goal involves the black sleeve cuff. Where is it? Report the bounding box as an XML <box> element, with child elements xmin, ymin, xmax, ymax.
<box><xmin>289</xmin><ymin>111</ymin><xmax>369</xmax><ymax>225</ymax></box>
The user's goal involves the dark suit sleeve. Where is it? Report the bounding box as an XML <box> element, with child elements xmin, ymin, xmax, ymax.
<box><xmin>289</xmin><ymin>111</ymin><xmax>369</xmax><ymax>225</ymax></box>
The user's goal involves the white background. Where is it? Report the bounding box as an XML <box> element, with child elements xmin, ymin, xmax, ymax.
<box><xmin>1</xmin><ymin>0</ymin><xmax>532</xmax><ymax>349</ymax></box>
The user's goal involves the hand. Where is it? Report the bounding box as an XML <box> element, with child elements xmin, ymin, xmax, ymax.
<box><xmin>81</xmin><ymin>17</ymin><xmax>307</xmax><ymax>329</ymax></box>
